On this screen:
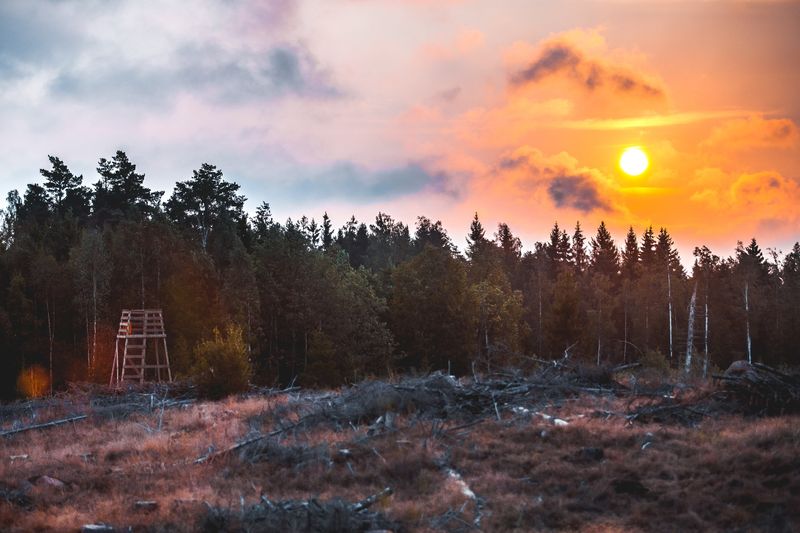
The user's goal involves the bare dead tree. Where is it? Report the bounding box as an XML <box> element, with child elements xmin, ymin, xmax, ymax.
<box><xmin>667</xmin><ymin>268</ymin><xmax>674</xmax><ymax>360</ymax></box>
<box><xmin>744</xmin><ymin>282</ymin><xmax>752</xmax><ymax>364</ymax></box>
<box><xmin>685</xmin><ymin>282</ymin><xmax>697</xmax><ymax>374</ymax></box>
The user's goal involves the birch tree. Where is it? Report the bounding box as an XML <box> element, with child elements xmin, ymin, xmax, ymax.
<box><xmin>71</xmin><ymin>229</ymin><xmax>110</xmax><ymax>375</ymax></box>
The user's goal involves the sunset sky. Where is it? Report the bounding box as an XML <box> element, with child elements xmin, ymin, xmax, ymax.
<box><xmin>1</xmin><ymin>0</ymin><xmax>798</xmax><ymax>261</ymax></box>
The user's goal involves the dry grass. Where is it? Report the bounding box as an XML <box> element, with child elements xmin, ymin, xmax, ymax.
<box><xmin>1</xmin><ymin>382</ymin><xmax>799</xmax><ymax>532</ymax></box>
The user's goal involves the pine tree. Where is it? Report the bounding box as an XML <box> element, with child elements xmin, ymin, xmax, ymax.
<box><xmin>321</xmin><ymin>212</ymin><xmax>334</xmax><ymax>249</ymax></box>
<box><xmin>466</xmin><ymin>212</ymin><xmax>487</xmax><ymax>259</ymax></box>
<box><xmin>94</xmin><ymin>150</ymin><xmax>162</xmax><ymax>222</ymax></box>
<box><xmin>621</xmin><ymin>226</ymin><xmax>639</xmax><ymax>279</ymax></box>
<box><xmin>40</xmin><ymin>156</ymin><xmax>90</xmax><ymax>218</ymax></box>
<box><xmin>589</xmin><ymin>221</ymin><xmax>619</xmax><ymax>277</ymax></box>
<box><xmin>656</xmin><ymin>227</ymin><xmax>681</xmax><ymax>273</ymax></box>
<box><xmin>165</xmin><ymin>163</ymin><xmax>245</xmax><ymax>251</ymax></box>
<box><xmin>572</xmin><ymin>221</ymin><xmax>587</xmax><ymax>274</ymax></box>
<box><xmin>640</xmin><ymin>226</ymin><xmax>656</xmax><ymax>267</ymax></box>
<box><xmin>495</xmin><ymin>223</ymin><xmax>521</xmax><ymax>262</ymax></box>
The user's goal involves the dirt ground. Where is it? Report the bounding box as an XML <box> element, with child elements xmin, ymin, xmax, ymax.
<box><xmin>0</xmin><ymin>373</ymin><xmax>798</xmax><ymax>532</ymax></box>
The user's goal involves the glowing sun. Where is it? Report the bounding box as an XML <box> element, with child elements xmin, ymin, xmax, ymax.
<box><xmin>619</xmin><ymin>146</ymin><xmax>649</xmax><ymax>176</ymax></box>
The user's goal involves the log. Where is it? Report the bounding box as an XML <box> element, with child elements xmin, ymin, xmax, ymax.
<box><xmin>0</xmin><ymin>414</ymin><xmax>88</xmax><ymax>437</ymax></box>
<box><xmin>350</xmin><ymin>487</ymin><xmax>393</xmax><ymax>512</ymax></box>
<box><xmin>194</xmin><ymin>415</ymin><xmax>313</xmax><ymax>464</ymax></box>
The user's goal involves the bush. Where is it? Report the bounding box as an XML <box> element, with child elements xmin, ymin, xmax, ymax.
<box><xmin>639</xmin><ymin>348</ymin><xmax>670</xmax><ymax>373</ymax></box>
<box><xmin>192</xmin><ymin>324</ymin><xmax>252</xmax><ymax>399</ymax></box>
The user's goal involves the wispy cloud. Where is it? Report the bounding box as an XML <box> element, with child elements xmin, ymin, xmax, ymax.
<box><xmin>555</xmin><ymin>110</ymin><xmax>756</xmax><ymax>130</ymax></box>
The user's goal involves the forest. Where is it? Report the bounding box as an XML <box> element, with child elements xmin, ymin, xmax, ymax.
<box><xmin>1</xmin><ymin>150</ymin><xmax>798</xmax><ymax>400</ymax></box>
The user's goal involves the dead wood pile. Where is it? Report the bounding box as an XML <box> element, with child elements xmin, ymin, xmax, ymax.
<box><xmin>715</xmin><ymin>361</ymin><xmax>800</xmax><ymax>414</ymax></box>
<box><xmin>307</xmin><ymin>364</ymin><xmax>624</xmax><ymax>427</ymax></box>
<box><xmin>0</xmin><ymin>382</ymin><xmax>198</xmax><ymax>437</ymax></box>
<box><xmin>625</xmin><ymin>361</ymin><xmax>800</xmax><ymax>425</ymax></box>
<box><xmin>201</xmin><ymin>488</ymin><xmax>398</xmax><ymax>533</ymax></box>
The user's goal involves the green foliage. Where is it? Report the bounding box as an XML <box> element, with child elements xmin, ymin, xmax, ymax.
<box><xmin>390</xmin><ymin>245</ymin><xmax>475</xmax><ymax>374</ymax></box>
<box><xmin>470</xmin><ymin>265</ymin><xmax>525</xmax><ymax>370</ymax></box>
<box><xmin>640</xmin><ymin>348</ymin><xmax>670</xmax><ymax>373</ymax></box>
<box><xmin>1</xmin><ymin>149</ymin><xmax>799</xmax><ymax>399</ymax></box>
<box><xmin>192</xmin><ymin>325</ymin><xmax>252</xmax><ymax>399</ymax></box>
<box><xmin>165</xmin><ymin>163</ymin><xmax>245</xmax><ymax>251</ymax></box>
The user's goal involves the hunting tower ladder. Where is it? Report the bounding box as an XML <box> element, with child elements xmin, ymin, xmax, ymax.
<box><xmin>109</xmin><ymin>309</ymin><xmax>172</xmax><ymax>387</ymax></box>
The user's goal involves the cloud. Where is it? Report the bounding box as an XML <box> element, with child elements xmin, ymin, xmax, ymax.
<box><xmin>50</xmin><ymin>42</ymin><xmax>340</xmax><ymax>106</ymax></box>
<box><xmin>279</xmin><ymin>162</ymin><xmax>457</xmax><ymax>203</ymax></box>
<box><xmin>0</xmin><ymin>1</ymin><xmax>339</xmax><ymax>107</ymax></box>
<box><xmin>509</xmin><ymin>35</ymin><xmax>664</xmax><ymax>98</ymax></box>
<box><xmin>496</xmin><ymin>147</ymin><xmax>613</xmax><ymax>213</ymax></box>
<box><xmin>690</xmin><ymin>168</ymin><xmax>800</xmax><ymax>226</ymax></box>
<box><xmin>702</xmin><ymin>115</ymin><xmax>799</xmax><ymax>152</ymax></box>
<box><xmin>557</xmin><ymin>110</ymin><xmax>754</xmax><ymax>130</ymax></box>
<box><xmin>548</xmin><ymin>175</ymin><xmax>609</xmax><ymax>212</ymax></box>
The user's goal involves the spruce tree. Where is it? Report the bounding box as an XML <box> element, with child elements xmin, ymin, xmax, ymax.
<box><xmin>589</xmin><ymin>221</ymin><xmax>619</xmax><ymax>277</ymax></box>
<box><xmin>572</xmin><ymin>221</ymin><xmax>587</xmax><ymax>274</ymax></box>
<box><xmin>621</xmin><ymin>226</ymin><xmax>639</xmax><ymax>279</ymax></box>
<box><xmin>321</xmin><ymin>212</ymin><xmax>334</xmax><ymax>249</ymax></box>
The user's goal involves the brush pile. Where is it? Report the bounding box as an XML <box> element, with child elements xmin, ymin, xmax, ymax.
<box><xmin>201</xmin><ymin>488</ymin><xmax>397</xmax><ymax>533</ymax></box>
<box><xmin>715</xmin><ymin>361</ymin><xmax>800</xmax><ymax>414</ymax></box>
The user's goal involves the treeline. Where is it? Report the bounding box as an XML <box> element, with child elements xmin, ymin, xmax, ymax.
<box><xmin>0</xmin><ymin>151</ymin><xmax>798</xmax><ymax>398</ymax></box>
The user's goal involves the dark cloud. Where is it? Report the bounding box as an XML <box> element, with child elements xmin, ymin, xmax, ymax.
<box><xmin>0</xmin><ymin>1</ymin><xmax>339</xmax><ymax>105</ymax></box>
<box><xmin>547</xmin><ymin>175</ymin><xmax>609</xmax><ymax>212</ymax></box>
<box><xmin>435</xmin><ymin>86</ymin><xmax>461</xmax><ymax>103</ymax></box>
<box><xmin>510</xmin><ymin>42</ymin><xmax>663</xmax><ymax>97</ymax></box>
<box><xmin>510</xmin><ymin>44</ymin><xmax>580</xmax><ymax>85</ymax></box>
<box><xmin>497</xmin><ymin>148</ymin><xmax>612</xmax><ymax>213</ymax></box>
<box><xmin>49</xmin><ymin>42</ymin><xmax>341</xmax><ymax>105</ymax></box>
<box><xmin>281</xmin><ymin>162</ymin><xmax>457</xmax><ymax>203</ymax></box>
<box><xmin>0</xmin><ymin>2</ymin><xmax>83</xmax><ymax>77</ymax></box>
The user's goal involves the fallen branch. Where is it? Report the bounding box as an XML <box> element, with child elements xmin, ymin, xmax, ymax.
<box><xmin>0</xmin><ymin>414</ymin><xmax>87</xmax><ymax>437</ymax></box>
<box><xmin>194</xmin><ymin>415</ymin><xmax>314</xmax><ymax>464</ymax></box>
<box><xmin>350</xmin><ymin>487</ymin><xmax>393</xmax><ymax>512</ymax></box>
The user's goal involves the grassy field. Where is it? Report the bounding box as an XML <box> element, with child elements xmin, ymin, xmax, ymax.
<box><xmin>1</xmin><ymin>374</ymin><xmax>798</xmax><ymax>532</ymax></box>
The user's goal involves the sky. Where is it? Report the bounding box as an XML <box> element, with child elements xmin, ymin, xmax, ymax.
<box><xmin>1</xmin><ymin>0</ymin><xmax>798</xmax><ymax>262</ymax></box>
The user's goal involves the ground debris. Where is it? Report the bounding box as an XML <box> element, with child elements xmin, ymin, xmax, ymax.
<box><xmin>306</xmin><ymin>364</ymin><xmax>625</xmax><ymax>427</ymax></box>
<box><xmin>239</xmin><ymin>438</ymin><xmax>330</xmax><ymax>467</ymax></box>
<box><xmin>0</xmin><ymin>482</ymin><xmax>33</xmax><ymax>510</ymax></box>
<box><xmin>626</xmin><ymin>361</ymin><xmax>800</xmax><ymax>425</ymax></box>
<box><xmin>715</xmin><ymin>361</ymin><xmax>800</xmax><ymax>414</ymax></box>
<box><xmin>201</xmin><ymin>488</ymin><xmax>398</xmax><ymax>533</ymax></box>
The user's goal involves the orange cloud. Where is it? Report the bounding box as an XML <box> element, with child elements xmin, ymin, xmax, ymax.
<box><xmin>557</xmin><ymin>110</ymin><xmax>753</xmax><ymax>130</ymax></box>
<box><xmin>690</xmin><ymin>168</ymin><xmax>800</xmax><ymax>226</ymax></box>
<box><xmin>702</xmin><ymin>115</ymin><xmax>800</xmax><ymax>152</ymax></box>
<box><xmin>493</xmin><ymin>146</ymin><xmax>616</xmax><ymax>213</ymax></box>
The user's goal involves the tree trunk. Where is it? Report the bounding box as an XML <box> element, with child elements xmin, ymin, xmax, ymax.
<box><xmin>596</xmin><ymin>305</ymin><xmax>602</xmax><ymax>366</ymax></box>
<box><xmin>744</xmin><ymin>281</ymin><xmax>752</xmax><ymax>364</ymax></box>
<box><xmin>46</xmin><ymin>298</ymin><xmax>53</xmax><ymax>395</ymax></box>
<box><xmin>537</xmin><ymin>275</ymin><xmax>543</xmax><ymax>356</ymax></box>
<box><xmin>86</xmin><ymin>312</ymin><xmax>90</xmax><ymax>373</ymax></box>
<box><xmin>685</xmin><ymin>282</ymin><xmax>697</xmax><ymax>374</ymax></box>
<box><xmin>140</xmin><ymin>249</ymin><xmax>145</xmax><ymax>309</ymax></box>
<box><xmin>623</xmin><ymin>286</ymin><xmax>628</xmax><ymax>363</ymax></box>
<box><xmin>703</xmin><ymin>295</ymin><xmax>709</xmax><ymax>379</ymax></box>
<box><xmin>92</xmin><ymin>265</ymin><xmax>98</xmax><ymax>372</ymax></box>
<box><xmin>667</xmin><ymin>269</ymin><xmax>673</xmax><ymax>360</ymax></box>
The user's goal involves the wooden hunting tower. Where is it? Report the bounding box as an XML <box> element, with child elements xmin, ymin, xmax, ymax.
<box><xmin>109</xmin><ymin>309</ymin><xmax>172</xmax><ymax>386</ymax></box>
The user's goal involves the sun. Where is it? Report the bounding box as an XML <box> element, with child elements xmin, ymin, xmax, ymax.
<box><xmin>619</xmin><ymin>146</ymin><xmax>649</xmax><ymax>176</ymax></box>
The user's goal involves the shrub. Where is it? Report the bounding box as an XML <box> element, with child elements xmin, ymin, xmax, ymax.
<box><xmin>640</xmin><ymin>348</ymin><xmax>670</xmax><ymax>373</ymax></box>
<box><xmin>192</xmin><ymin>324</ymin><xmax>252</xmax><ymax>399</ymax></box>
